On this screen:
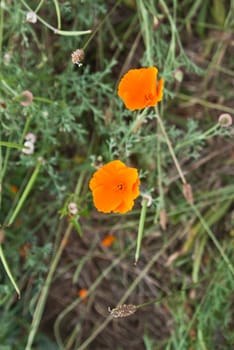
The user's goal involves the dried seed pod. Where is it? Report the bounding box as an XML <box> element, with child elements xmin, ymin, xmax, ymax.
<box><xmin>71</xmin><ymin>49</ymin><xmax>85</xmax><ymax>66</ymax></box>
<box><xmin>108</xmin><ymin>304</ymin><xmax>137</xmax><ymax>318</ymax></box>
<box><xmin>183</xmin><ymin>183</ymin><xmax>194</xmax><ymax>204</ymax></box>
<box><xmin>160</xmin><ymin>208</ymin><xmax>167</xmax><ymax>230</ymax></box>
<box><xmin>218</xmin><ymin>113</ymin><xmax>232</xmax><ymax>127</ymax></box>
<box><xmin>26</xmin><ymin>11</ymin><xmax>37</xmax><ymax>23</ymax></box>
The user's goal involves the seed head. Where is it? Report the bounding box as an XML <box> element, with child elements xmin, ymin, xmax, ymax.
<box><xmin>108</xmin><ymin>304</ymin><xmax>137</xmax><ymax>318</ymax></box>
<box><xmin>20</xmin><ymin>90</ymin><xmax>33</xmax><ymax>107</ymax></box>
<box><xmin>22</xmin><ymin>141</ymin><xmax>34</xmax><ymax>155</ymax></box>
<box><xmin>141</xmin><ymin>193</ymin><xmax>153</xmax><ymax>207</ymax></box>
<box><xmin>218</xmin><ymin>113</ymin><xmax>232</xmax><ymax>127</ymax></box>
<box><xmin>68</xmin><ymin>202</ymin><xmax>78</xmax><ymax>215</ymax></box>
<box><xmin>26</xmin><ymin>11</ymin><xmax>37</xmax><ymax>23</ymax></box>
<box><xmin>174</xmin><ymin>68</ymin><xmax>183</xmax><ymax>83</ymax></box>
<box><xmin>183</xmin><ymin>183</ymin><xmax>194</xmax><ymax>204</ymax></box>
<box><xmin>71</xmin><ymin>49</ymin><xmax>85</xmax><ymax>66</ymax></box>
<box><xmin>25</xmin><ymin>133</ymin><xmax>36</xmax><ymax>144</ymax></box>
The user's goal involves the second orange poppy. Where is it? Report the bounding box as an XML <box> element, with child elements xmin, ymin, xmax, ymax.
<box><xmin>118</xmin><ymin>67</ymin><xmax>164</xmax><ymax>111</ymax></box>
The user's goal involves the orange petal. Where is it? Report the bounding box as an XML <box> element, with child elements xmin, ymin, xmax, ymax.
<box><xmin>92</xmin><ymin>185</ymin><xmax>123</xmax><ymax>213</ymax></box>
<box><xmin>118</xmin><ymin>67</ymin><xmax>163</xmax><ymax>111</ymax></box>
<box><xmin>101</xmin><ymin>233</ymin><xmax>115</xmax><ymax>247</ymax></box>
<box><xmin>89</xmin><ymin>160</ymin><xmax>140</xmax><ymax>214</ymax></box>
<box><xmin>156</xmin><ymin>78</ymin><xmax>164</xmax><ymax>102</ymax></box>
<box><xmin>113</xmin><ymin>198</ymin><xmax>135</xmax><ymax>214</ymax></box>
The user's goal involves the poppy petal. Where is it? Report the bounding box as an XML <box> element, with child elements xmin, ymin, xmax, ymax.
<box><xmin>89</xmin><ymin>160</ymin><xmax>140</xmax><ymax>214</ymax></box>
<box><xmin>118</xmin><ymin>67</ymin><xmax>163</xmax><ymax>111</ymax></box>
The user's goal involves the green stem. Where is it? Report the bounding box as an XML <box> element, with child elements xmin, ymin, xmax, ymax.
<box><xmin>154</xmin><ymin>115</ymin><xmax>165</xmax><ymax>224</ymax></box>
<box><xmin>0</xmin><ymin>141</ymin><xmax>11</xmax><ymax>207</ymax></box>
<box><xmin>191</xmin><ymin>204</ymin><xmax>234</xmax><ymax>277</ymax></box>
<box><xmin>0</xmin><ymin>245</ymin><xmax>21</xmax><ymax>297</ymax></box>
<box><xmin>21</xmin><ymin>0</ymin><xmax>91</xmax><ymax>36</ymax></box>
<box><xmin>155</xmin><ymin>106</ymin><xmax>187</xmax><ymax>185</ymax></box>
<box><xmin>52</xmin><ymin>0</ymin><xmax>61</xmax><ymax>29</ymax></box>
<box><xmin>35</xmin><ymin>0</ymin><xmax>45</xmax><ymax>13</ymax></box>
<box><xmin>135</xmin><ymin>198</ymin><xmax>148</xmax><ymax>264</ymax></box>
<box><xmin>177</xmin><ymin>93</ymin><xmax>234</xmax><ymax>114</ymax></box>
<box><xmin>25</xmin><ymin>171</ymin><xmax>86</xmax><ymax>350</ymax></box>
<box><xmin>119</xmin><ymin>109</ymin><xmax>149</xmax><ymax>150</ymax></box>
<box><xmin>78</xmin><ymin>230</ymin><xmax>181</xmax><ymax>350</ymax></box>
<box><xmin>82</xmin><ymin>0</ymin><xmax>121</xmax><ymax>50</ymax></box>
<box><xmin>33</xmin><ymin>96</ymin><xmax>53</xmax><ymax>104</ymax></box>
<box><xmin>175</xmin><ymin>124</ymin><xmax>220</xmax><ymax>150</ymax></box>
<box><xmin>7</xmin><ymin>160</ymin><xmax>42</xmax><ymax>226</ymax></box>
<box><xmin>0</xmin><ymin>0</ymin><xmax>4</xmax><ymax>66</ymax></box>
<box><xmin>0</xmin><ymin>141</ymin><xmax>23</xmax><ymax>149</ymax></box>
<box><xmin>136</xmin><ymin>279</ymin><xmax>203</xmax><ymax>310</ymax></box>
<box><xmin>20</xmin><ymin>115</ymin><xmax>32</xmax><ymax>144</ymax></box>
<box><xmin>25</xmin><ymin>223</ymin><xmax>73</xmax><ymax>350</ymax></box>
<box><xmin>1</xmin><ymin>79</ymin><xmax>18</xmax><ymax>96</ymax></box>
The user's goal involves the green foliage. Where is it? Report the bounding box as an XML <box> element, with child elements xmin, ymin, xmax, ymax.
<box><xmin>0</xmin><ymin>0</ymin><xmax>233</xmax><ymax>349</ymax></box>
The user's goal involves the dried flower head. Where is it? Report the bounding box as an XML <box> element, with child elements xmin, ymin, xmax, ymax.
<box><xmin>3</xmin><ymin>52</ymin><xmax>11</xmax><ymax>65</ymax></box>
<box><xmin>68</xmin><ymin>202</ymin><xmax>78</xmax><ymax>215</ymax></box>
<box><xmin>71</xmin><ymin>49</ymin><xmax>85</xmax><ymax>66</ymax></box>
<box><xmin>20</xmin><ymin>90</ymin><xmax>33</xmax><ymax>107</ymax></box>
<box><xmin>22</xmin><ymin>141</ymin><xmax>34</xmax><ymax>155</ymax></box>
<box><xmin>141</xmin><ymin>193</ymin><xmax>153</xmax><ymax>207</ymax></box>
<box><xmin>37</xmin><ymin>156</ymin><xmax>46</xmax><ymax>165</ymax></box>
<box><xmin>218</xmin><ymin>113</ymin><xmax>232</xmax><ymax>127</ymax></box>
<box><xmin>159</xmin><ymin>208</ymin><xmax>167</xmax><ymax>230</ymax></box>
<box><xmin>25</xmin><ymin>132</ymin><xmax>36</xmax><ymax>144</ymax></box>
<box><xmin>26</xmin><ymin>11</ymin><xmax>37</xmax><ymax>23</ymax></box>
<box><xmin>0</xmin><ymin>101</ymin><xmax>7</xmax><ymax>108</ymax></box>
<box><xmin>19</xmin><ymin>243</ymin><xmax>32</xmax><ymax>258</ymax></box>
<box><xmin>174</xmin><ymin>68</ymin><xmax>184</xmax><ymax>83</ymax></box>
<box><xmin>89</xmin><ymin>160</ymin><xmax>140</xmax><ymax>214</ymax></box>
<box><xmin>118</xmin><ymin>67</ymin><xmax>164</xmax><ymax>111</ymax></box>
<box><xmin>108</xmin><ymin>304</ymin><xmax>137</xmax><ymax>318</ymax></box>
<box><xmin>183</xmin><ymin>183</ymin><xmax>194</xmax><ymax>204</ymax></box>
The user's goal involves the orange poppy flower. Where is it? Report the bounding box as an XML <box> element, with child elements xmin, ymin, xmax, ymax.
<box><xmin>101</xmin><ymin>233</ymin><xmax>115</xmax><ymax>247</ymax></box>
<box><xmin>89</xmin><ymin>160</ymin><xmax>140</xmax><ymax>214</ymax></box>
<box><xmin>78</xmin><ymin>288</ymin><xmax>88</xmax><ymax>302</ymax></box>
<box><xmin>118</xmin><ymin>67</ymin><xmax>164</xmax><ymax>111</ymax></box>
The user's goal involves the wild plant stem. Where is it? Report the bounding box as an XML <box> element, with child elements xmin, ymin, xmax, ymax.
<box><xmin>175</xmin><ymin>124</ymin><xmax>220</xmax><ymax>150</ymax></box>
<box><xmin>0</xmin><ymin>141</ymin><xmax>23</xmax><ymax>149</ymax></box>
<box><xmin>135</xmin><ymin>198</ymin><xmax>148</xmax><ymax>264</ymax></box>
<box><xmin>82</xmin><ymin>0</ymin><xmax>121</xmax><ymax>50</ymax></box>
<box><xmin>20</xmin><ymin>115</ymin><xmax>32</xmax><ymax>144</ymax></box>
<box><xmin>0</xmin><ymin>245</ymin><xmax>21</xmax><ymax>297</ymax></box>
<box><xmin>35</xmin><ymin>0</ymin><xmax>45</xmax><ymax>13</ymax></box>
<box><xmin>52</xmin><ymin>0</ymin><xmax>61</xmax><ymax>29</ymax></box>
<box><xmin>78</xmin><ymin>230</ymin><xmax>181</xmax><ymax>350</ymax></box>
<box><xmin>0</xmin><ymin>0</ymin><xmax>4</xmax><ymax>66</ymax></box>
<box><xmin>191</xmin><ymin>204</ymin><xmax>234</xmax><ymax>276</ymax></box>
<box><xmin>6</xmin><ymin>160</ymin><xmax>42</xmax><ymax>226</ymax></box>
<box><xmin>21</xmin><ymin>0</ymin><xmax>91</xmax><ymax>36</ymax></box>
<box><xmin>155</xmin><ymin>106</ymin><xmax>187</xmax><ymax>185</ymax></box>
<box><xmin>25</xmin><ymin>223</ymin><xmax>73</xmax><ymax>350</ymax></box>
<box><xmin>154</xmin><ymin>116</ymin><xmax>165</xmax><ymax>224</ymax></box>
<box><xmin>25</xmin><ymin>170</ymin><xmax>86</xmax><ymax>350</ymax></box>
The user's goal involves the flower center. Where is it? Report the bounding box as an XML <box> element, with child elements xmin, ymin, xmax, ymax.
<box><xmin>114</xmin><ymin>182</ymin><xmax>126</xmax><ymax>192</ymax></box>
<box><xmin>144</xmin><ymin>93</ymin><xmax>154</xmax><ymax>102</ymax></box>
